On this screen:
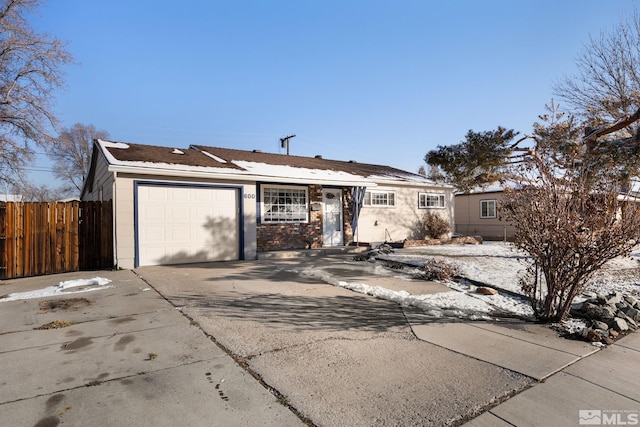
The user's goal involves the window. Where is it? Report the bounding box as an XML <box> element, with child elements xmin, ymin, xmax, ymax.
<box><xmin>480</xmin><ymin>199</ymin><xmax>497</xmax><ymax>218</ymax></box>
<box><xmin>261</xmin><ymin>185</ymin><xmax>309</xmax><ymax>222</ymax></box>
<box><xmin>363</xmin><ymin>190</ymin><xmax>396</xmax><ymax>207</ymax></box>
<box><xmin>419</xmin><ymin>193</ymin><xmax>445</xmax><ymax>209</ymax></box>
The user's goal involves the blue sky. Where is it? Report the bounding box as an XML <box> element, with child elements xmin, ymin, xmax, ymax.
<box><xmin>27</xmin><ymin>0</ymin><xmax>637</xmax><ymax>186</ymax></box>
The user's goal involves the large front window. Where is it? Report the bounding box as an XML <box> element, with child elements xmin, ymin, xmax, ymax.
<box><xmin>364</xmin><ymin>190</ymin><xmax>396</xmax><ymax>207</ymax></box>
<box><xmin>261</xmin><ymin>186</ymin><xmax>309</xmax><ymax>222</ymax></box>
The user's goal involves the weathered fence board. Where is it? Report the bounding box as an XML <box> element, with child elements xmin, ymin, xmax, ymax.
<box><xmin>0</xmin><ymin>201</ymin><xmax>113</xmax><ymax>280</ymax></box>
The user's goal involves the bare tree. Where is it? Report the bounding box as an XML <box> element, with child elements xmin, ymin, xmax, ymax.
<box><xmin>554</xmin><ymin>9</ymin><xmax>640</xmax><ymax>137</ymax></box>
<box><xmin>10</xmin><ymin>180</ymin><xmax>59</xmax><ymax>201</ymax></box>
<box><xmin>0</xmin><ymin>0</ymin><xmax>73</xmax><ymax>187</ymax></box>
<box><xmin>427</xmin><ymin>102</ymin><xmax>640</xmax><ymax>322</ymax></box>
<box><xmin>500</xmin><ymin>106</ymin><xmax>640</xmax><ymax>321</ymax></box>
<box><xmin>48</xmin><ymin>123</ymin><xmax>109</xmax><ymax>195</ymax></box>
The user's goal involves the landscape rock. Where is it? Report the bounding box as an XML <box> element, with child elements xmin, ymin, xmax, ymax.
<box><xmin>585</xmin><ymin>329</ymin><xmax>602</xmax><ymax>342</ymax></box>
<box><xmin>615</xmin><ymin>301</ymin><xmax>630</xmax><ymax>310</ymax></box>
<box><xmin>403</xmin><ymin>239</ymin><xmax>442</xmax><ymax>248</ymax></box>
<box><xmin>449</xmin><ymin>236</ymin><xmax>483</xmax><ymax>245</ymax></box>
<box><xmin>571</xmin><ymin>291</ymin><xmax>640</xmax><ymax>344</ymax></box>
<box><xmin>353</xmin><ymin>244</ymin><xmax>395</xmax><ymax>261</ymax></box>
<box><xmin>624</xmin><ymin>295</ymin><xmax>639</xmax><ymax>308</ymax></box>
<box><xmin>626</xmin><ymin>317</ymin><xmax>638</xmax><ymax>330</ymax></box>
<box><xmin>601</xmin><ymin>336</ymin><xmax>614</xmax><ymax>345</ymax></box>
<box><xmin>615</xmin><ymin>311</ymin><xmax>638</xmax><ymax>329</ymax></box>
<box><xmin>604</xmin><ymin>292</ymin><xmax>623</xmax><ymax>305</ymax></box>
<box><xmin>622</xmin><ymin>306</ymin><xmax>640</xmax><ymax>322</ymax></box>
<box><xmin>591</xmin><ymin>320</ymin><xmax>609</xmax><ymax>331</ymax></box>
<box><xmin>611</xmin><ymin>317</ymin><xmax>629</xmax><ymax>332</ymax></box>
<box><xmin>582</xmin><ymin>302</ymin><xmax>616</xmax><ymax>320</ymax></box>
<box><xmin>476</xmin><ymin>287</ymin><xmax>498</xmax><ymax>295</ymax></box>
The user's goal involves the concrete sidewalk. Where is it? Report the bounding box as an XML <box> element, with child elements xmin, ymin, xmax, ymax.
<box><xmin>1</xmin><ymin>255</ymin><xmax>639</xmax><ymax>426</ymax></box>
<box><xmin>464</xmin><ymin>331</ymin><xmax>640</xmax><ymax>426</ymax></box>
<box><xmin>0</xmin><ymin>270</ymin><xmax>302</xmax><ymax>427</ymax></box>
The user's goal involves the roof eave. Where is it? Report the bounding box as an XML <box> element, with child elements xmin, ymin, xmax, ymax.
<box><xmin>107</xmin><ymin>164</ymin><xmax>379</xmax><ymax>187</ymax></box>
<box><xmin>371</xmin><ymin>178</ymin><xmax>453</xmax><ymax>189</ymax></box>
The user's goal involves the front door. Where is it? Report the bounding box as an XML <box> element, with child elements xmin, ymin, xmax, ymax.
<box><xmin>322</xmin><ymin>189</ymin><xmax>343</xmax><ymax>246</ymax></box>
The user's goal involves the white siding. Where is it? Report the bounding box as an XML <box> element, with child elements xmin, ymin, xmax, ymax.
<box><xmin>355</xmin><ymin>185</ymin><xmax>454</xmax><ymax>243</ymax></box>
<box><xmin>82</xmin><ymin>150</ymin><xmax>114</xmax><ymax>201</ymax></box>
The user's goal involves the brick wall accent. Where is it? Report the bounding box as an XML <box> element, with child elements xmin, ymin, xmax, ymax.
<box><xmin>256</xmin><ymin>185</ymin><xmax>353</xmax><ymax>251</ymax></box>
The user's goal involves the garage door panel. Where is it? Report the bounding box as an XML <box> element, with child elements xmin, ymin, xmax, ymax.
<box><xmin>142</xmin><ymin>207</ymin><xmax>165</xmax><ymax>221</ymax></box>
<box><xmin>137</xmin><ymin>185</ymin><xmax>239</xmax><ymax>266</ymax></box>
<box><xmin>193</xmin><ymin>190</ymin><xmax>213</xmax><ymax>201</ymax></box>
<box><xmin>142</xmin><ymin>226</ymin><xmax>166</xmax><ymax>241</ymax></box>
<box><xmin>145</xmin><ymin>186</ymin><xmax>166</xmax><ymax>199</ymax></box>
<box><xmin>167</xmin><ymin>205</ymin><xmax>190</xmax><ymax>222</ymax></box>
<box><xmin>168</xmin><ymin>226</ymin><xmax>191</xmax><ymax>240</ymax></box>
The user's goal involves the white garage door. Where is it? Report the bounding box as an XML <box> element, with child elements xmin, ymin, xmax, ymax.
<box><xmin>137</xmin><ymin>185</ymin><xmax>239</xmax><ymax>266</ymax></box>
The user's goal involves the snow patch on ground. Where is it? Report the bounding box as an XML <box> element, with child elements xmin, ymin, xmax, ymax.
<box><xmin>0</xmin><ymin>277</ymin><xmax>113</xmax><ymax>302</ymax></box>
<box><xmin>337</xmin><ymin>280</ymin><xmax>495</xmax><ymax>320</ymax></box>
<box><xmin>290</xmin><ymin>255</ymin><xmax>535</xmax><ymax>321</ymax></box>
<box><xmin>392</xmin><ymin>242</ymin><xmax>640</xmax><ymax>298</ymax></box>
<box><xmin>289</xmin><ymin>241</ymin><xmax>639</xmax><ymax>323</ymax></box>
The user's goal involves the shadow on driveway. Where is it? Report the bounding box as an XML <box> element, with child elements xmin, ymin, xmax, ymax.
<box><xmin>170</xmin><ymin>292</ymin><xmax>409</xmax><ymax>333</ymax></box>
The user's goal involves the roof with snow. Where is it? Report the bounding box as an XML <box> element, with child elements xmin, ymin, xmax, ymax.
<box><xmin>93</xmin><ymin>139</ymin><xmax>448</xmax><ymax>188</ymax></box>
<box><xmin>455</xmin><ymin>179</ymin><xmax>527</xmax><ymax>195</ymax></box>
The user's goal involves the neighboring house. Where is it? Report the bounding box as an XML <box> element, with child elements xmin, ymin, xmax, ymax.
<box><xmin>454</xmin><ymin>182</ymin><xmax>516</xmax><ymax>241</ymax></box>
<box><xmin>81</xmin><ymin>139</ymin><xmax>454</xmax><ymax>268</ymax></box>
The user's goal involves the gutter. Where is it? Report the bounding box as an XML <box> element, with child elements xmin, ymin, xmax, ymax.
<box><xmin>106</xmin><ymin>164</ymin><xmax>379</xmax><ymax>188</ymax></box>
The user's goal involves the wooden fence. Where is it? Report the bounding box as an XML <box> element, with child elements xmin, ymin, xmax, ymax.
<box><xmin>0</xmin><ymin>201</ymin><xmax>113</xmax><ymax>279</ymax></box>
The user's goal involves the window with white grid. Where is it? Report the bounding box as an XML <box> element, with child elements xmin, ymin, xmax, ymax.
<box><xmin>363</xmin><ymin>190</ymin><xmax>396</xmax><ymax>207</ymax></box>
<box><xmin>261</xmin><ymin>186</ymin><xmax>309</xmax><ymax>222</ymax></box>
<box><xmin>419</xmin><ymin>193</ymin><xmax>445</xmax><ymax>209</ymax></box>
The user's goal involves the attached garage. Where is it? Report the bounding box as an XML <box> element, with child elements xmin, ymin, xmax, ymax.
<box><xmin>134</xmin><ymin>182</ymin><xmax>242</xmax><ymax>266</ymax></box>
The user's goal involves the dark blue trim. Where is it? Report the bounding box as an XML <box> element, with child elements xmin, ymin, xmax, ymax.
<box><xmin>256</xmin><ymin>182</ymin><xmax>262</xmax><ymax>225</ymax></box>
<box><xmin>133</xmin><ymin>180</ymin><xmax>245</xmax><ymax>267</ymax></box>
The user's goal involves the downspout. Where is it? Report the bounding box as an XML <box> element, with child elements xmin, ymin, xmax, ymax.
<box><xmin>112</xmin><ymin>171</ymin><xmax>118</xmax><ymax>269</ymax></box>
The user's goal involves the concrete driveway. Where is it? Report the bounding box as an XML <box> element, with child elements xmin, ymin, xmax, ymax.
<box><xmin>1</xmin><ymin>254</ymin><xmax>638</xmax><ymax>426</ymax></box>
<box><xmin>134</xmin><ymin>255</ymin><xmax>626</xmax><ymax>426</ymax></box>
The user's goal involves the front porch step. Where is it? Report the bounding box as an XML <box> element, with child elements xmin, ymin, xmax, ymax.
<box><xmin>257</xmin><ymin>246</ymin><xmax>369</xmax><ymax>260</ymax></box>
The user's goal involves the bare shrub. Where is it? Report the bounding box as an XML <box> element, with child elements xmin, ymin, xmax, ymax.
<box><xmin>503</xmin><ymin>104</ymin><xmax>640</xmax><ymax>323</ymax></box>
<box><xmin>420</xmin><ymin>258</ymin><xmax>460</xmax><ymax>281</ymax></box>
<box><xmin>504</xmin><ymin>184</ymin><xmax>640</xmax><ymax>321</ymax></box>
<box><xmin>422</xmin><ymin>212</ymin><xmax>451</xmax><ymax>239</ymax></box>
<box><xmin>428</xmin><ymin>99</ymin><xmax>640</xmax><ymax>323</ymax></box>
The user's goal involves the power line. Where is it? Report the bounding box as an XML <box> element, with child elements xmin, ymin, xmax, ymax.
<box><xmin>21</xmin><ymin>166</ymin><xmax>55</xmax><ymax>172</ymax></box>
